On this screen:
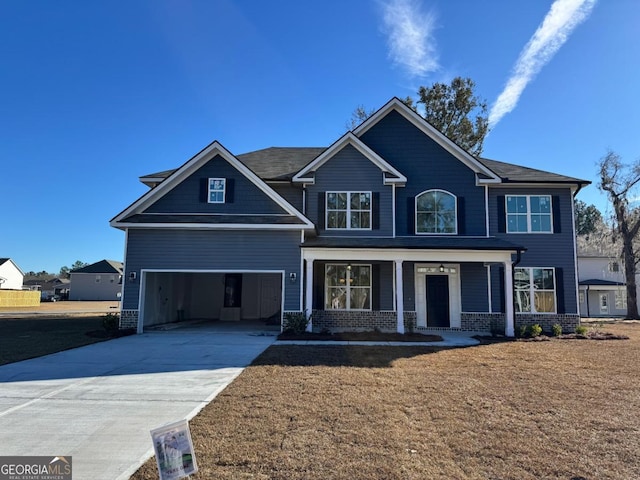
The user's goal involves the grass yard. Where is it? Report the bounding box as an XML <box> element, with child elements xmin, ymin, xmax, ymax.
<box><xmin>0</xmin><ymin>316</ymin><xmax>109</xmax><ymax>365</ymax></box>
<box><xmin>131</xmin><ymin>323</ymin><xmax>640</xmax><ymax>480</ymax></box>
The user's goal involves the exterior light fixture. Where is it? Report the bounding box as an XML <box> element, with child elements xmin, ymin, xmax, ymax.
<box><xmin>289</xmin><ymin>272</ymin><xmax>297</xmax><ymax>283</ymax></box>
<box><xmin>439</xmin><ymin>264</ymin><xmax>445</xmax><ymax>273</ymax></box>
<box><xmin>347</xmin><ymin>264</ymin><xmax>352</xmax><ymax>271</ymax></box>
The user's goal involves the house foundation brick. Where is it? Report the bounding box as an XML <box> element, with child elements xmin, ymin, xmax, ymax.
<box><xmin>515</xmin><ymin>313</ymin><xmax>581</xmax><ymax>334</ymax></box>
<box><xmin>120</xmin><ymin>309</ymin><xmax>138</xmax><ymax>330</ymax></box>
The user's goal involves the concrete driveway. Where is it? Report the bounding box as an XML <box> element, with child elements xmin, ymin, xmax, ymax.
<box><xmin>0</xmin><ymin>328</ymin><xmax>277</xmax><ymax>480</ymax></box>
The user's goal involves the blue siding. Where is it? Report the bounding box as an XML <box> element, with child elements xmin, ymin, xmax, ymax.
<box><xmin>359</xmin><ymin>110</ymin><xmax>486</xmax><ymax>236</ymax></box>
<box><xmin>461</xmin><ymin>263</ymin><xmax>489</xmax><ymax>311</ymax></box>
<box><xmin>272</xmin><ymin>183</ymin><xmax>303</xmax><ymax>212</ymax></box>
<box><xmin>488</xmin><ymin>187</ymin><xmax>578</xmax><ymax>314</ymax></box>
<box><xmin>145</xmin><ymin>154</ymin><xmax>286</xmax><ymax>215</ymax></box>
<box><xmin>306</xmin><ymin>144</ymin><xmax>393</xmax><ymax>237</ymax></box>
<box><xmin>123</xmin><ymin>229</ymin><xmax>303</xmax><ymax>310</ymax></box>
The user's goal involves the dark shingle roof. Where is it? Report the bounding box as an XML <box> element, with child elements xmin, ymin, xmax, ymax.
<box><xmin>140</xmin><ymin>147</ymin><xmax>589</xmax><ymax>186</ymax></box>
<box><xmin>72</xmin><ymin>260</ymin><xmax>123</xmax><ymax>274</ymax></box>
<box><xmin>477</xmin><ymin>157</ymin><xmax>589</xmax><ymax>185</ymax></box>
<box><xmin>302</xmin><ymin>236</ymin><xmax>525</xmax><ymax>251</ymax></box>
<box><xmin>121</xmin><ymin>214</ymin><xmax>308</xmax><ymax>226</ymax></box>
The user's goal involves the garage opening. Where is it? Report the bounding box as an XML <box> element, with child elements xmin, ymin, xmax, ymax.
<box><xmin>140</xmin><ymin>271</ymin><xmax>283</xmax><ymax>331</ymax></box>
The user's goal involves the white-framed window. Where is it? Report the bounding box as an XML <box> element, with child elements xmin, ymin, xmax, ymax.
<box><xmin>326</xmin><ymin>192</ymin><xmax>371</xmax><ymax>229</ymax></box>
<box><xmin>208</xmin><ymin>178</ymin><xmax>226</xmax><ymax>203</ymax></box>
<box><xmin>416</xmin><ymin>189</ymin><xmax>457</xmax><ymax>234</ymax></box>
<box><xmin>514</xmin><ymin>267</ymin><xmax>556</xmax><ymax>313</ymax></box>
<box><xmin>579</xmin><ymin>291</ymin><xmax>585</xmax><ymax>304</ymax></box>
<box><xmin>608</xmin><ymin>261</ymin><xmax>620</xmax><ymax>273</ymax></box>
<box><xmin>95</xmin><ymin>275</ymin><xmax>101</xmax><ymax>283</ymax></box>
<box><xmin>615</xmin><ymin>290</ymin><xmax>627</xmax><ymax>309</ymax></box>
<box><xmin>600</xmin><ymin>294</ymin><xmax>609</xmax><ymax>314</ymax></box>
<box><xmin>506</xmin><ymin>195</ymin><xmax>552</xmax><ymax>233</ymax></box>
<box><xmin>325</xmin><ymin>264</ymin><xmax>371</xmax><ymax>310</ymax></box>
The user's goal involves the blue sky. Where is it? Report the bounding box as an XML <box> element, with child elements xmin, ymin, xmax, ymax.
<box><xmin>2</xmin><ymin>0</ymin><xmax>638</xmax><ymax>274</ymax></box>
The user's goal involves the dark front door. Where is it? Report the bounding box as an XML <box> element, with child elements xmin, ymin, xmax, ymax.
<box><xmin>426</xmin><ymin>275</ymin><xmax>450</xmax><ymax>327</ymax></box>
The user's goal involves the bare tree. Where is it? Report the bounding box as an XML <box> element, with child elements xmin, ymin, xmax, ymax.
<box><xmin>598</xmin><ymin>150</ymin><xmax>640</xmax><ymax>319</ymax></box>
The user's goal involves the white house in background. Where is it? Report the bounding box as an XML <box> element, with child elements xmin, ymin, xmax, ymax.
<box><xmin>577</xmin><ymin>254</ymin><xmax>628</xmax><ymax>317</ymax></box>
<box><xmin>0</xmin><ymin>258</ymin><xmax>25</xmax><ymax>290</ymax></box>
<box><xmin>69</xmin><ymin>259</ymin><xmax>123</xmax><ymax>301</ymax></box>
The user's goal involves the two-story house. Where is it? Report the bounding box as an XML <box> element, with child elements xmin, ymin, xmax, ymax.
<box><xmin>110</xmin><ymin>98</ymin><xmax>589</xmax><ymax>335</ymax></box>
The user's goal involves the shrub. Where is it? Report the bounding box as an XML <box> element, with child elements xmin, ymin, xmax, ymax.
<box><xmin>529</xmin><ymin>324</ymin><xmax>543</xmax><ymax>337</ymax></box>
<box><xmin>575</xmin><ymin>325</ymin><xmax>588</xmax><ymax>335</ymax></box>
<box><xmin>283</xmin><ymin>312</ymin><xmax>310</xmax><ymax>334</ymax></box>
<box><xmin>102</xmin><ymin>312</ymin><xmax>120</xmax><ymax>334</ymax></box>
<box><xmin>552</xmin><ymin>323</ymin><xmax>563</xmax><ymax>337</ymax></box>
<box><xmin>516</xmin><ymin>324</ymin><xmax>528</xmax><ymax>338</ymax></box>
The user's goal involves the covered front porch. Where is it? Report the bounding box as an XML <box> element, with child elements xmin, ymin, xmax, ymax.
<box><xmin>302</xmin><ymin>237</ymin><xmax>525</xmax><ymax>337</ymax></box>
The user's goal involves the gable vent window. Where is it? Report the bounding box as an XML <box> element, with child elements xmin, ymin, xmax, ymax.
<box><xmin>608</xmin><ymin>261</ymin><xmax>620</xmax><ymax>273</ymax></box>
<box><xmin>416</xmin><ymin>190</ymin><xmax>457</xmax><ymax>234</ymax></box>
<box><xmin>208</xmin><ymin>178</ymin><xmax>226</xmax><ymax>203</ymax></box>
<box><xmin>326</xmin><ymin>192</ymin><xmax>371</xmax><ymax>229</ymax></box>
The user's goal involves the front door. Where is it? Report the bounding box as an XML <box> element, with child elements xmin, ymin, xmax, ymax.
<box><xmin>426</xmin><ymin>275</ymin><xmax>450</xmax><ymax>327</ymax></box>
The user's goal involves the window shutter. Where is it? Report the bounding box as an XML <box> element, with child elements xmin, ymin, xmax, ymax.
<box><xmin>313</xmin><ymin>263</ymin><xmax>324</xmax><ymax>310</ymax></box>
<box><xmin>497</xmin><ymin>196</ymin><xmax>506</xmax><ymax>233</ymax></box>
<box><xmin>372</xmin><ymin>264</ymin><xmax>380</xmax><ymax>311</ymax></box>
<box><xmin>457</xmin><ymin>197</ymin><xmax>465</xmax><ymax>235</ymax></box>
<box><xmin>200</xmin><ymin>178</ymin><xmax>209</xmax><ymax>203</ymax></box>
<box><xmin>372</xmin><ymin>192</ymin><xmax>380</xmax><ymax>230</ymax></box>
<box><xmin>226</xmin><ymin>179</ymin><xmax>235</xmax><ymax>203</ymax></box>
<box><xmin>552</xmin><ymin>195</ymin><xmax>561</xmax><ymax>233</ymax></box>
<box><xmin>317</xmin><ymin>192</ymin><xmax>325</xmax><ymax>229</ymax></box>
<box><xmin>407</xmin><ymin>197</ymin><xmax>415</xmax><ymax>234</ymax></box>
<box><xmin>555</xmin><ymin>268</ymin><xmax>565</xmax><ymax>314</ymax></box>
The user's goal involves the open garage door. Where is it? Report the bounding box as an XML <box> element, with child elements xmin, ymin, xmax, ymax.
<box><xmin>139</xmin><ymin>271</ymin><xmax>283</xmax><ymax>331</ymax></box>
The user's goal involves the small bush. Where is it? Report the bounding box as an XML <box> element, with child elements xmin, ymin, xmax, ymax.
<box><xmin>575</xmin><ymin>324</ymin><xmax>588</xmax><ymax>335</ymax></box>
<box><xmin>529</xmin><ymin>324</ymin><xmax>543</xmax><ymax>337</ymax></box>
<box><xmin>102</xmin><ymin>312</ymin><xmax>120</xmax><ymax>334</ymax></box>
<box><xmin>283</xmin><ymin>312</ymin><xmax>311</xmax><ymax>334</ymax></box>
<box><xmin>516</xmin><ymin>324</ymin><xmax>528</xmax><ymax>338</ymax></box>
<box><xmin>552</xmin><ymin>323</ymin><xmax>563</xmax><ymax>337</ymax></box>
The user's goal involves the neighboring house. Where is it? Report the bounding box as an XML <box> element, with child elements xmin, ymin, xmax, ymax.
<box><xmin>577</xmin><ymin>255</ymin><xmax>627</xmax><ymax>317</ymax></box>
<box><xmin>111</xmin><ymin>98</ymin><xmax>589</xmax><ymax>335</ymax></box>
<box><xmin>0</xmin><ymin>258</ymin><xmax>25</xmax><ymax>290</ymax></box>
<box><xmin>23</xmin><ymin>277</ymin><xmax>70</xmax><ymax>300</ymax></box>
<box><xmin>69</xmin><ymin>260</ymin><xmax>123</xmax><ymax>301</ymax></box>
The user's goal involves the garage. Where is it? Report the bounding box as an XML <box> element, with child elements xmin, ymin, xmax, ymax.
<box><xmin>138</xmin><ymin>270</ymin><xmax>283</xmax><ymax>331</ymax></box>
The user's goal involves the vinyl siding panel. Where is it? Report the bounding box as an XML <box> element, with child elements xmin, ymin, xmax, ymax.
<box><xmin>145</xmin><ymin>154</ymin><xmax>286</xmax><ymax>215</ymax></box>
<box><xmin>460</xmin><ymin>263</ymin><xmax>489</xmax><ymax>311</ymax></box>
<box><xmin>123</xmin><ymin>229</ymin><xmax>302</xmax><ymax>310</ymax></box>
<box><xmin>488</xmin><ymin>187</ymin><xmax>578</xmax><ymax>314</ymax></box>
<box><xmin>306</xmin><ymin>144</ymin><xmax>393</xmax><ymax>237</ymax></box>
<box><xmin>272</xmin><ymin>183</ymin><xmax>304</xmax><ymax>212</ymax></box>
<box><xmin>359</xmin><ymin>110</ymin><xmax>486</xmax><ymax>236</ymax></box>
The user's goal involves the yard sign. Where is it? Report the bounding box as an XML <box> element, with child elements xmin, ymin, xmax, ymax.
<box><xmin>150</xmin><ymin>419</ymin><xmax>198</xmax><ymax>480</ymax></box>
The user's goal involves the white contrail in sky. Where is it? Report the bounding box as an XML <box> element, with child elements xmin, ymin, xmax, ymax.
<box><xmin>381</xmin><ymin>0</ymin><xmax>438</xmax><ymax>78</ymax></box>
<box><xmin>489</xmin><ymin>0</ymin><xmax>597</xmax><ymax>128</ymax></box>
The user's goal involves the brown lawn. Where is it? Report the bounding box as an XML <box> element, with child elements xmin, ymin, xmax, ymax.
<box><xmin>131</xmin><ymin>323</ymin><xmax>640</xmax><ymax>480</ymax></box>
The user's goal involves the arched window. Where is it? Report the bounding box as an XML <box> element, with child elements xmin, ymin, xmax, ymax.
<box><xmin>416</xmin><ymin>190</ymin><xmax>457</xmax><ymax>234</ymax></box>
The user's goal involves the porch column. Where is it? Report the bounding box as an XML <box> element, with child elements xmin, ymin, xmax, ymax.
<box><xmin>305</xmin><ymin>259</ymin><xmax>314</xmax><ymax>332</ymax></box>
<box><xmin>395</xmin><ymin>260</ymin><xmax>405</xmax><ymax>334</ymax></box>
<box><xmin>504</xmin><ymin>260</ymin><xmax>514</xmax><ymax>337</ymax></box>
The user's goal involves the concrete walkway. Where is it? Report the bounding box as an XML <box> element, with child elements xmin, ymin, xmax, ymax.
<box><xmin>274</xmin><ymin>331</ymin><xmax>480</xmax><ymax>347</ymax></box>
<box><xmin>0</xmin><ymin>330</ymin><xmax>276</xmax><ymax>480</ymax></box>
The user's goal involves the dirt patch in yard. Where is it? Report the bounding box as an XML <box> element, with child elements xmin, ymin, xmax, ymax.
<box><xmin>130</xmin><ymin>322</ymin><xmax>640</xmax><ymax>480</ymax></box>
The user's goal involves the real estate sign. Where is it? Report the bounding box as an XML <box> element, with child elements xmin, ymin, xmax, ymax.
<box><xmin>150</xmin><ymin>419</ymin><xmax>198</xmax><ymax>480</ymax></box>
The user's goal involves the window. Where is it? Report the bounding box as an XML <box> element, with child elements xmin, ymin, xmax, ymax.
<box><xmin>95</xmin><ymin>275</ymin><xmax>101</xmax><ymax>283</ymax></box>
<box><xmin>506</xmin><ymin>195</ymin><xmax>552</xmax><ymax>233</ymax></box>
<box><xmin>416</xmin><ymin>190</ymin><xmax>457</xmax><ymax>234</ymax></box>
<box><xmin>615</xmin><ymin>290</ymin><xmax>627</xmax><ymax>309</ymax></box>
<box><xmin>208</xmin><ymin>178</ymin><xmax>226</xmax><ymax>203</ymax></box>
<box><xmin>579</xmin><ymin>291</ymin><xmax>585</xmax><ymax>304</ymax></box>
<box><xmin>326</xmin><ymin>192</ymin><xmax>371</xmax><ymax>229</ymax></box>
<box><xmin>608</xmin><ymin>261</ymin><xmax>620</xmax><ymax>273</ymax></box>
<box><xmin>514</xmin><ymin>267</ymin><xmax>556</xmax><ymax>313</ymax></box>
<box><xmin>325</xmin><ymin>264</ymin><xmax>371</xmax><ymax>310</ymax></box>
